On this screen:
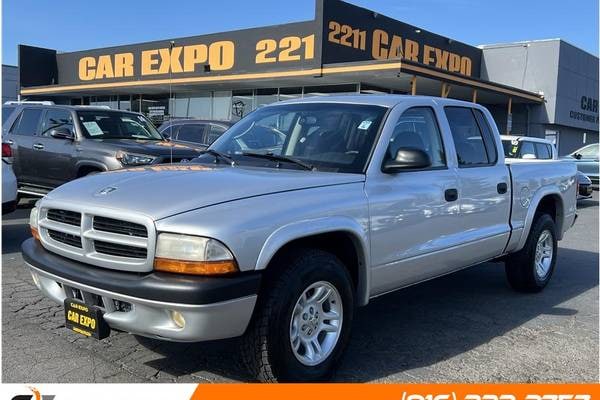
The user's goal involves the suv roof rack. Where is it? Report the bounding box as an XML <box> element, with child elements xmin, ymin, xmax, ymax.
<box><xmin>4</xmin><ymin>100</ymin><xmax>55</xmax><ymax>105</ymax></box>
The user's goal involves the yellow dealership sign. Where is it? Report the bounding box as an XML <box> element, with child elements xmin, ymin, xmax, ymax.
<box><xmin>78</xmin><ymin>41</ymin><xmax>236</xmax><ymax>81</ymax></box>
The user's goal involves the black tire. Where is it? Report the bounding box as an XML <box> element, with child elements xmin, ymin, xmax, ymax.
<box><xmin>241</xmin><ymin>248</ymin><xmax>354</xmax><ymax>382</ymax></box>
<box><xmin>505</xmin><ymin>213</ymin><xmax>557</xmax><ymax>293</ymax></box>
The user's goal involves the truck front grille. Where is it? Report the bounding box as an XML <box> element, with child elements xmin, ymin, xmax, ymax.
<box><xmin>93</xmin><ymin>216</ymin><xmax>148</xmax><ymax>238</ymax></box>
<box><xmin>38</xmin><ymin>206</ymin><xmax>155</xmax><ymax>272</ymax></box>
<box><xmin>47</xmin><ymin>209</ymin><xmax>81</xmax><ymax>226</ymax></box>
<box><xmin>94</xmin><ymin>240</ymin><xmax>147</xmax><ymax>259</ymax></box>
<box><xmin>47</xmin><ymin>229</ymin><xmax>83</xmax><ymax>248</ymax></box>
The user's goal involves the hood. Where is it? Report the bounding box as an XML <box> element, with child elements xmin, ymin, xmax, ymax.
<box><xmin>93</xmin><ymin>139</ymin><xmax>204</xmax><ymax>157</ymax></box>
<box><xmin>44</xmin><ymin>165</ymin><xmax>364</xmax><ymax>220</ymax></box>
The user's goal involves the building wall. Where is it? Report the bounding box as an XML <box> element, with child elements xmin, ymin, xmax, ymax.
<box><xmin>481</xmin><ymin>40</ymin><xmax>560</xmax><ymax>124</ymax></box>
<box><xmin>552</xmin><ymin>124</ymin><xmax>599</xmax><ymax>156</ymax></box>
<box><xmin>2</xmin><ymin>65</ymin><xmax>19</xmax><ymax>103</ymax></box>
<box><xmin>480</xmin><ymin>39</ymin><xmax>598</xmax><ymax>154</ymax></box>
<box><xmin>554</xmin><ymin>41</ymin><xmax>599</xmax><ymax>132</ymax></box>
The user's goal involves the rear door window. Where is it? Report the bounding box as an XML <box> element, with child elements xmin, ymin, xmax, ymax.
<box><xmin>444</xmin><ymin>107</ymin><xmax>489</xmax><ymax>166</ymax></box>
<box><xmin>206</xmin><ymin>124</ymin><xmax>227</xmax><ymax>145</ymax></box>
<box><xmin>11</xmin><ymin>108</ymin><xmax>43</xmax><ymax>136</ymax></box>
<box><xmin>2</xmin><ymin>106</ymin><xmax>16</xmax><ymax>125</ymax></box>
<box><xmin>473</xmin><ymin>109</ymin><xmax>497</xmax><ymax>164</ymax></box>
<box><xmin>40</xmin><ymin>109</ymin><xmax>74</xmax><ymax>137</ymax></box>
<box><xmin>519</xmin><ymin>141</ymin><xmax>536</xmax><ymax>158</ymax></box>
<box><xmin>176</xmin><ymin>124</ymin><xmax>207</xmax><ymax>144</ymax></box>
<box><xmin>534</xmin><ymin>143</ymin><xmax>551</xmax><ymax>159</ymax></box>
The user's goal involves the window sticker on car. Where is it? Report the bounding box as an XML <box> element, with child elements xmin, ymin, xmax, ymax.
<box><xmin>83</xmin><ymin>121</ymin><xmax>103</xmax><ymax>136</ymax></box>
<box><xmin>358</xmin><ymin>120</ymin><xmax>373</xmax><ymax>130</ymax></box>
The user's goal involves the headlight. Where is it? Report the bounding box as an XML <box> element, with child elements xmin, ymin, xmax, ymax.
<box><xmin>154</xmin><ymin>233</ymin><xmax>238</xmax><ymax>275</ymax></box>
<box><xmin>116</xmin><ymin>151</ymin><xmax>156</xmax><ymax>166</ymax></box>
<box><xmin>29</xmin><ymin>206</ymin><xmax>40</xmax><ymax>240</ymax></box>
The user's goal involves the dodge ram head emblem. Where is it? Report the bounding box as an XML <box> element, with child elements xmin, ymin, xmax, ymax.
<box><xmin>97</xmin><ymin>186</ymin><xmax>117</xmax><ymax>195</ymax></box>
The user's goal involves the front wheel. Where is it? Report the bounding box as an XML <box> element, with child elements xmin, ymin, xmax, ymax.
<box><xmin>505</xmin><ymin>213</ymin><xmax>557</xmax><ymax>292</ymax></box>
<box><xmin>241</xmin><ymin>249</ymin><xmax>354</xmax><ymax>382</ymax></box>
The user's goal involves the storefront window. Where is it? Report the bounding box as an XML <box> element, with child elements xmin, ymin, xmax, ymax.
<box><xmin>255</xmin><ymin>88</ymin><xmax>278</xmax><ymax>109</ymax></box>
<box><xmin>232</xmin><ymin>90</ymin><xmax>254</xmax><ymax>120</ymax></box>
<box><xmin>213</xmin><ymin>91</ymin><xmax>232</xmax><ymax>121</ymax></box>
<box><xmin>131</xmin><ymin>95</ymin><xmax>142</xmax><ymax>113</ymax></box>
<box><xmin>118</xmin><ymin>95</ymin><xmax>132</xmax><ymax>111</ymax></box>
<box><xmin>90</xmin><ymin>95</ymin><xmax>118</xmax><ymax>109</ymax></box>
<box><xmin>170</xmin><ymin>95</ymin><xmax>192</xmax><ymax>118</ymax></box>
<box><xmin>188</xmin><ymin>92</ymin><xmax>212</xmax><ymax>119</ymax></box>
<box><xmin>141</xmin><ymin>95</ymin><xmax>169</xmax><ymax>126</ymax></box>
<box><xmin>359</xmin><ymin>84</ymin><xmax>392</xmax><ymax>94</ymax></box>
<box><xmin>279</xmin><ymin>87</ymin><xmax>302</xmax><ymax>101</ymax></box>
<box><xmin>304</xmin><ymin>84</ymin><xmax>358</xmax><ymax>97</ymax></box>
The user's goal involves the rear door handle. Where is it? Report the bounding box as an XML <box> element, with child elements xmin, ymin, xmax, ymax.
<box><xmin>444</xmin><ymin>188</ymin><xmax>458</xmax><ymax>202</ymax></box>
<box><xmin>497</xmin><ymin>182</ymin><xmax>508</xmax><ymax>194</ymax></box>
<box><xmin>33</xmin><ymin>143</ymin><xmax>44</xmax><ymax>150</ymax></box>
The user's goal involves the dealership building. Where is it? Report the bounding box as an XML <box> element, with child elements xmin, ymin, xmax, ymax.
<box><xmin>17</xmin><ymin>0</ymin><xmax>598</xmax><ymax>155</ymax></box>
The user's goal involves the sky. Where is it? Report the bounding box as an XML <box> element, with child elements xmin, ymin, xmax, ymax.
<box><xmin>2</xmin><ymin>0</ymin><xmax>598</xmax><ymax>66</ymax></box>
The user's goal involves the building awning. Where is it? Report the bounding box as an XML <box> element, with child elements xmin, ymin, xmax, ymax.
<box><xmin>20</xmin><ymin>59</ymin><xmax>543</xmax><ymax>105</ymax></box>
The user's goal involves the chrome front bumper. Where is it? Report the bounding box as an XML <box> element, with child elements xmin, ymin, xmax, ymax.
<box><xmin>28</xmin><ymin>263</ymin><xmax>257</xmax><ymax>342</ymax></box>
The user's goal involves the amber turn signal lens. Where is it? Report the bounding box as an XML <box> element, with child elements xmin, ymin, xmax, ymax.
<box><xmin>31</xmin><ymin>227</ymin><xmax>40</xmax><ymax>241</ymax></box>
<box><xmin>154</xmin><ymin>258</ymin><xmax>238</xmax><ymax>276</ymax></box>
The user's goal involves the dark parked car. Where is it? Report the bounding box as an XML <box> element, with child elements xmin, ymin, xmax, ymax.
<box><xmin>2</xmin><ymin>104</ymin><xmax>204</xmax><ymax>196</ymax></box>
<box><xmin>566</xmin><ymin>143</ymin><xmax>599</xmax><ymax>185</ymax></box>
<box><xmin>158</xmin><ymin>119</ymin><xmax>233</xmax><ymax>148</ymax></box>
<box><xmin>576</xmin><ymin>170</ymin><xmax>593</xmax><ymax>199</ymax></box>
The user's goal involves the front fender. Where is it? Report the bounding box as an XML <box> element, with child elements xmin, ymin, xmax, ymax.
<box><xmin>75</xmin><ymin>160</ymin><xmax>108</xmax><ymax>173</ymax></box>
<box><xmin>255</xmin><ymin>216</ymin><xmax>371</xmax><ymax>306</ymax></box>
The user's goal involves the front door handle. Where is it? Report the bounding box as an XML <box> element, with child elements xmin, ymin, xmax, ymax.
<box><xmin>444</xmin><ymin>188</ymin><xmax>458</xmax><ymax>202</ymax></box>
<box><xmin>33</xmin><ymin>143</ymin><xmax>44</xmax><ymax>150</ymax></box>
<box><xmin>497</xmin><ymin>182</ymin><xmax>508</xmax><ymax>194</ymax></box>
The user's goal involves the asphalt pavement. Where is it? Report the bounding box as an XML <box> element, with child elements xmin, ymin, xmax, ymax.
<box><xmin>2</xmin><ymin>194</ymin><xmax>598</xmax><ymax>382</ymax></box>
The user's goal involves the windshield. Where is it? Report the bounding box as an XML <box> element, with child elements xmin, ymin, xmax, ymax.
<box><xmin>572</xmin><ymin>143</ymin><xmax>599</xmax><ymax>159</ymax></box>
<box><xmin>77</xmin><ymin>110</ymin><xmax>164</xmax><ymax>140</ymax></box>
<box><xmin>208</xmin><ymin>103</ymin><xmax>388</xmax><ymax>173</ymax></box>
<box><xmin>502</xmin><ymin>139</ymin><xmax>519</xmax><ymax>158</ymax></box>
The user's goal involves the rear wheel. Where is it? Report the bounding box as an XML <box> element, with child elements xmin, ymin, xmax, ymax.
<box><xmin>505</xmin><ymin>213</ymin><xmax>557</xmax><ymax>292</ymax></box>
<box><xmin>241</xmin><ymin>249</ymin><xmax>354</xmax><ymax>382</ymax></box>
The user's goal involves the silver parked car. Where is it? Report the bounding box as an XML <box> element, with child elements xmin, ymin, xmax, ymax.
<box><xmin>501</xmin><ymin>135</ymin><xmax>592</xmax><ymax>199</ymax></box>
<box><xmin>22</xmin><ymin>96</ymin><xmax>577</xmax><ymax>382</ymax></box>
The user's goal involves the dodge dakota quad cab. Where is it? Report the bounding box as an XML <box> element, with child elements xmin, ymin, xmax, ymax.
<box><xmin>22</xmin><ymin>95</ymin><xmax>577</xmax><ymax>382</ymax></box>
<box><xmin>2</xmin><ymin>104</ymin><xmax>203</xmax><ymax>196</ymax></box>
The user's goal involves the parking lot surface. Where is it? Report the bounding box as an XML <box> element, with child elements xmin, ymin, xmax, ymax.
<box><xmin>2</xmin><ymin>194</ymin><xmax>598</xmax><ymax>383</ymax></box>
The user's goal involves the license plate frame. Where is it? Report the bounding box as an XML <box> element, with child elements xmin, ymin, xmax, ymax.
<box><xmin>64</xmin><ymin>298</ymin><xmax>110</xmax><ymax>339</ymax></box>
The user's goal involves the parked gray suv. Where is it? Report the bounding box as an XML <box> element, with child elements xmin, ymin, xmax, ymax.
<box><xmin>2</xmin><ymin>104</ymin><xmax>204</xmax><ymax>195</ymax></box>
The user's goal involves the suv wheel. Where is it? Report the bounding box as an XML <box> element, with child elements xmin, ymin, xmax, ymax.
<box><xmin>505</xmin><ymin>213</ymin><xmax>557</xmax><ymax>292</ymax></box>
<box><xmin>241</xmin><ymin>249</ymin><xmax>354</xmax><ymax>382</ymax></box>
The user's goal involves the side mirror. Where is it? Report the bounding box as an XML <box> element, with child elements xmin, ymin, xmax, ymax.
<box><xmin>382</xmin><ymin>147</ymin><xmax>432</xmax><ymax>173</ymax></box>
<box><xmin>573</xmin><ymin>152</ymin><xmax>582</xmax><ymax>160</ymax></box>
<box><xmin>50</xmin><ymin>127</ymin><xmax>74</xmax><ymax>140</ymax></box>
<box><xmin>162</xmin><ymin>132</ymin><xmax>171</xmax><ymax>141</ymax></box>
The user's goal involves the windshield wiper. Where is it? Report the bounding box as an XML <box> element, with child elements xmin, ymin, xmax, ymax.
<box><xmin>240</xmin><ymin>151</ymin><xmax>314</xmax><ymax>171</ymax></box>
<box><xmin>200</xmin><ymin>149</ymin><xmax>236</xmax><ymax>166</ymax></box>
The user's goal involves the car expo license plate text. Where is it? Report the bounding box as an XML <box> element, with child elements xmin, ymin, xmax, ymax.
<box><xmin>64</xmin><ymin>298</ymin><xmax>110</xmax><ymax>339</ymax></box>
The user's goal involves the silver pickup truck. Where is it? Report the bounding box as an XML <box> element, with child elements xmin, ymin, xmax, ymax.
<box><xmin>22</xmin><ymin>95</ymin><xmax>577</xmax><ymax>382</ymax></box>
